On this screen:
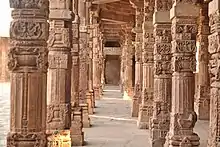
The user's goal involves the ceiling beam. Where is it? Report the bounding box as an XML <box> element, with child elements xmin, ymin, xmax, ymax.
<box><xmin>100</xmin><ymin>9</ymin><xmax>134</xmax><ymax>23</ymax></box>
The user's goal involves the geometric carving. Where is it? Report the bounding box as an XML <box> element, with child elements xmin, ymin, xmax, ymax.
<box><xmin>48</xmin><ymin>28</ymin><xmax>71</xmax><ymax>48</ymax></box>
<box><xmin>48</xmin><ymin>53</ymin><xmax>68</xmax><ymax>69</ymax></box>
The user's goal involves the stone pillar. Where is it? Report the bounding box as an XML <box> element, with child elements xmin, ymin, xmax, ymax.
<box><xmin>137</xmin><ymin>0</ymin><xmax>154</xmax><ymax>129</ymax></box>
<box><xmin>88</xmin><ymin>15</ymin><xmax>95</xmax><ymax>109</ymax></box>
<box><xmin>132</xmin><ymin>3</ymin><xmax>144</xmax><ymax>117</ymax></box>
<box><xmin>7</xmin><ymin>0</ymin><xmax>48</xmax><ymax>146</ymax></box>
<box><xmin>70</xmin><ymin>0</ymin><xmax>84</xmax><ymax>145</ymax></box>
<box><xmin>150</xmin><ymin>0</ymin><xmax>172</xmax><ymax>146</ymax></box>
<box><xmin>86</xmin><ymin>1</ymin><xmax>95</xmax><ymax>114</ymax></box>
<box><xmin>164</xmin><ymin>1</ymin><xmax>200</xmax><ymax>146</ymax></box>
<box><xmin>123</xmin><ymin>25</ymin><xmax>134</xmax><ymax>100</ymax></box>
<box><xmin>120</xmin><ymin>39</ymin><xmax>126</xmax><ymax>93</ymax></box>
<box><xmin>93</xmin><ymin>22</ymin><xmax>102</xmax><ymax>100</ymax></box>
<box><xmin>208</xmin><ymin>0</ymin><xmax>220</xmax><ymax>146</ymax></box>
<box><xmin>79</xmin><ymin>0</ymin><xmax>91</xmax><ymax>128</ymax></box>
<box><xmin>47</xmin><ymin>0</ymin><xmax>72</xmax><ymax>138</ymax></box>
<box><xmin>195</xmin><ymin>2</ymin><xmax>210</xmax><ymax>121</ymax></box>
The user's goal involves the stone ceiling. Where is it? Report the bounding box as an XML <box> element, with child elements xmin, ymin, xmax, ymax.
<box><xmin>93</xmin><ymin>0</ymin><xmax>135</xmax><ymax>42</ymax></box>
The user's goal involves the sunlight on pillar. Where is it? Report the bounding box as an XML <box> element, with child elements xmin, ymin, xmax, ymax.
<box><xmin>47</xmin><ymin>130</ymin><xmax>71</xmax><ymax>147</ymax></box>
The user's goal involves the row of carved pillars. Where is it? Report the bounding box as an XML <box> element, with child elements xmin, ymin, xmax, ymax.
<box><xmin>6</xmin><ymin>0</ymin><xmax>105</xmax><ymax>146</ymax></box>
<box><xmin>130</xmin><ymin>0</ymin><xmax>220</xmax><ymax>146</ymax></box>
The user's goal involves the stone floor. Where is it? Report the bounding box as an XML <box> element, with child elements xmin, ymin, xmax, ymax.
<box><xmin>0</xmin><ymin>83</ymin><xmax>209</xmax><ymax>146</ymax></box>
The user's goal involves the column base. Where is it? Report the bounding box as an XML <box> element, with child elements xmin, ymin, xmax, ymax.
<box><xmin>137</xmin><ymin>105</ymin><xmax>153</xmax><ymax>129</ymax></box>
<box><xmin>150</xmin><ymin>118</ymin><xmax>169</xmax><ymax>147</ymax></box>
<box><xmin>131</xmin><ymin>96</ymin><xmax>139</xmax><ymax>117</ymax></box>
<box><xmin>79</xmin><ymin>103</ymin><xmax>91</xmax><ymax>128</ymax></box>
<box><xmin>164</xmin><ymin>132</ymin><xmax>200</xmax><ymax>147</ymax></box>
<box><xmin>94</xmin><ymin>87</ymin><xmax>101</xmax><ymax>100</ymax></box>
<box><xmin>71</xmin><ymin>107</ymin><xmax>84</xmax><ymax>146</ymax></box>
<box><xmin>47</xmin><ymin>130</ymin><xmax>71</xmax><ymax>146</ymax></box>
<box><xmin>86</xmin><ymin>91</ymin><xmax>94</xmax><ymax>114</ymax></box>
<box><xmin>7</xmin><ymin>132</ymin><xmax>47</xmax><ymax>147</ymax></box>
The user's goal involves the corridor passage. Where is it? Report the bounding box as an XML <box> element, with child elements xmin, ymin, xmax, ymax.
<box><xmin>84</xmin><ymin>85</ymin><xmax>209</xmax><ymax>147</ymax></box>
<box><xmin>84</xmin><ymin>85</ymin><xmax>150</xmax><ymax>147</ymax></box>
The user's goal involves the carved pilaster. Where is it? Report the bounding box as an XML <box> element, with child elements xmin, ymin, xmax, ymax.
<box><xmin>7</xmin><ymin>0</ymin><xmax>49</xmax><ymax>146</ymax></box>
<box><xmin>195</xmin><ymin>2</ymin><xmax>210</xmax><ymax>120</ymax></box>
<box><xmin>208</xmin><ymin>0</ymin><xmax>220</xmax><ymax>146</ymax></box>
<box><xmin>131</xmin><ymin>2</ymin><xmax>144</xmax><ymax>117</ymax></box>
<box><xmin>137</xmin><ymin>0</ymin><xmax>155</xmax><ymax>129</ymax></box>
<box><xmin>70</xmin><ymin>0</ymin><xmax>84</xmax><ymax>145</ymax></box>
<box><xmin>164</xmin><ymin>1</ymin><xmax>200</xmax><ymax>146</ymax></box>
<box><xmin>150</xmin><ymin>0</ymin><xmax>172</xmax><ymax>146</ymax></box>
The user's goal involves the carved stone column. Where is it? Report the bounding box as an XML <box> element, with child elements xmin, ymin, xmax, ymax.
<box><xmin>120</xmin><ymin>38</ymin><xmax>126</xmax><ymax>93</ymax></box>
<box><xmin>47</xmin><ymin>0</ymin><xmax>72</xmax><ymax>139</ymax></box>
<box><xmin>150</xmin><ymin>0</ymin><xmax>172</xmax><ymax>146</ymax></box>
<box><xmin>123</xmin><ymin>25</ymin><xmax>134</xmax><ymax>100</ymax></box>
<box><xmin>70</xmin><ymin>0</ymin><xmax>84</xmax><ymax>145</ymax></box>
<box><xmin>88</xmin><ymin>11</ymin><xmax>95</xmax><ymax>109</ymax></box>
<box><xmin>137</xmin><ymin>0</ymin><xmax>154</xmax><ymax>129</ymax></box>
<box><xmin>93</xmin><ymin>22</ymin><xmax>102</xmax><ymax>100</ymax></box>
<box><xmin>79</xmin><ymin>0</ymin><xmax>90</xmax><ymax>128</ymax></box>
<box><xmin>164</xmin><ymin>1</ymin><xmax>200</xmax><ymax>146</ymax></box>
<box><xmin>208</xmin><ymin>0</ymin><xmax>220</xmax><ymax>146</ymax></box>
<box><xmin>85</xmin><ymin>0</ymin><xmax>94</xmax><ymax>114</ymax></box>
<box><xmin>195</xmin><ymin>2</ymin><xmax>210</xmax><ymax>121</ymax></box>
<box><xmin>131</xmin><ymin>2</ymin><xmax>144</xmax><ymax>117</ymax></box>
<box><xmin>7</xmin><ymin>1</ymin><xmax>48</xmax><ymax>146</ymax></box>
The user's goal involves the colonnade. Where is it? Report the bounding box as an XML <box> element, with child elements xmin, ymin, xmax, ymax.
<box><xmin>6</xmin><ymin>0</ymin><xmax>220</xmax><ymax>146</ymax></box>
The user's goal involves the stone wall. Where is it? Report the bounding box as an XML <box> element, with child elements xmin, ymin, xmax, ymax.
<box><xmin>0</xmin><ymin>37</ymin><xmax>9</xmax><ymax>82</ymax></box>
<box><xmin>105</xmin><ymin>55</ymin><xmax>120</xmax><ymax>85</ymax></box>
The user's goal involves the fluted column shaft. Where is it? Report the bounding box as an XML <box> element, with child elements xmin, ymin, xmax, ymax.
<box><xmin>7</xmin><ymin>1</ymin><xmax>49</xmax><ymax>146</ymax></box>
<box><xmin>208</xmin><ymin>0</ymin><xmax>220</xmax><ymax>146</ymax></box>
<box><xmin>132</xmin><ymin>5</ymin><xmax>144</xmax><ymax>117</ymax></box>
<box><xmin>195</xmin><ymin>3</ymin><xmax>210</xmax><ymax>120</ymax></box>
<box><xmin>165</xmin><ymin>1</ymin><xmax>200</xmax><ymax>146</ymax></box>
<box><xmin>137</xmin><ymin>0</ymin><xmax>155</xmax><ymax>129</ymax></box>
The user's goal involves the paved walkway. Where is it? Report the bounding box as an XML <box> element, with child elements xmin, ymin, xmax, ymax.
<box><xmin>0</xmin><ymin>84</ymin><xmax>209</xmax><ymax>146</ymax></box>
